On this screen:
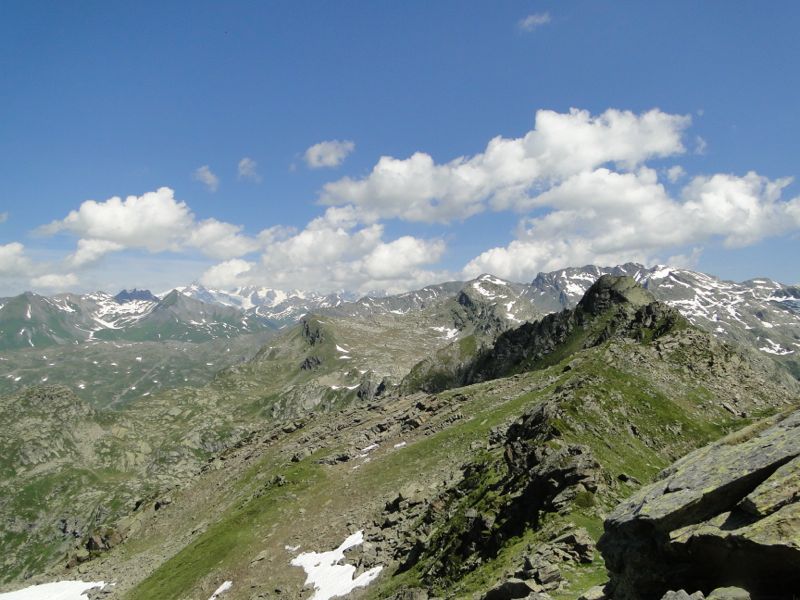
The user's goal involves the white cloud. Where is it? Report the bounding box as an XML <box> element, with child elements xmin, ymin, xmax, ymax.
<box><xmin>0</xmin><ymin>242</ymin><xmax>30</xmax><ymax>276</ymax></box>
<box><xmin>666</xmin><ymin>165</ymin><xmax>686</xmax><ymax>183</ymax></box>
<box><xmin>194</xmin><ymin>165</ymin><xmax>220</xmax><ymax>191</ymax></box>
<box><xmin>0</xmin><ymin>212</ymin><xmax>8</xmax><ymax>224</ymax></box>
<box><xmin>30</xmin><ymin>272</ymin><xmax>79</xmax><ymax>290</ymax></box>
<box><xmin>199</xmin><ymin>258</ymin><xmax>254</xmax><ymax>288</ymax></box>
<box><xmin>666</xmin><ymin>247</ymin><xmax>703</xmax><ymax>269</ymax></box>
<box><xmin>41</xmin><ymin>188</ymin><xmax>195</xmax><ymax>252</ymax></box>
<box><xmin>304</xmin><ymin>140</ymin><xmax>355</xmax><ymax>168</ymax></box>
<box><xmin>67</xmin><ymin>239</ymin><xmax>125</xmax><ymax>267</ymax></box>
<box><xmin>681</xmin><ymin>172</ymin><xmax>798</xmax><ymax>247</ymax></box>
<box><xmin>519</xmin><ymin>13</ymin><xmax>551</xmax><ymax>31</ymax></box>
<box><xmin>238</xmin><ymin>157</ymin><xmax>261</xmax><ymax>182</ymax></box>
<box><xmin>464</xmin><ymin>168</ymin><xmax>800</xmax><ymax>281</ymax></box>
<box><xmin>186</xmin><ymin>219</ymin><xmax>261</xmax><ymax>259</ymax></box>
<box><xmin>321</xmin><ymin>108</ymin><xmax>691</xmax><ymax>223</ymax></box>
<box><xmin>363</xmin><ymin>236</ymin><xmax>446</xmax><ymax>280</ymax></box>
<box><xmin>200</xmin><ymin>208</ymin><xmax>448</xmax><ymax>293</ymax></box>
<box><xmin>42</xmin><ymin>187</ymin><xmax>261</xmax><ymax>262</ymax></box>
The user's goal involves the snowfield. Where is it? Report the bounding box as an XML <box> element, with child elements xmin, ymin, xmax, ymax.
<box><xmin>0</xmin><ymin>581</ymin><xmax>107</xmax><ymax>599</ymax></box>
<box><xmin>289</xmin><ymin>530</ymin><xmax>382</xmax><ymax>600</ymax></box>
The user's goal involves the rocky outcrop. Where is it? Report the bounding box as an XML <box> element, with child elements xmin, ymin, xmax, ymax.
<box><xmin>395</xmin><ymin>399</ymin><xmax>602</xmax><ymax>586</ymax></box>
<box><xmin>301</xmin><ymin>317</ymin><xmax>325</xmax><ymax>346</ymax></box>
<box><xmin>598</xmin><ymin>408</ymin><xmax>800</xmax><ymax>599</ymax></box>
<box><xmin>463</xmin><ymin>275</ymin><xmax>686</xmax><ymax>385</ymax></box>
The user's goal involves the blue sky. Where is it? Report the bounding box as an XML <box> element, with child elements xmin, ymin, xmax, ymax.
<box><xmin>1</xmin><ymin>1</ymin><xmax>798</xmax><ymax>295</ymax></box>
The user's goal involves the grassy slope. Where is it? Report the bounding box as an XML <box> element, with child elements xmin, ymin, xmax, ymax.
<box><xmin>115</xmin><ymin>331</ymin><xmax>789</xmax><ymax>600</ymax></box>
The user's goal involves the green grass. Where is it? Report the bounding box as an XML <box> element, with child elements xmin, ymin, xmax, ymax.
<box><xmin>124</xmin><ymin>457</ymin><xmax>324</xmax><ymax>600</ymax></box>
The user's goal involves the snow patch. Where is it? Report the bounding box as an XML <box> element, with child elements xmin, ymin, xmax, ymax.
<box><xmin>208</xmin><ymin>581</ymin><xmax>233</xmax><ymax>600</ymax></box>
<box><xmin>760</xmin><ymin>339</ymin><xmax>794</xmax><ymax>356</ymax></box>
<box><xmin>0</xmin><ymin>581</ymin><xmax>107</xmax><ymax>599</ymax></box>
<box><xmin>290</xmin><ymin>531</ymin><xmax>382</xmax><ymax>600</ymax></box>
<box><xmin>429</xmin><ymin>326</ymin><xmax>458</xmax><ymax>340</ymax></box>
<box><xmin>478</xmin><ymin>274</ymin><xmax>507</xmax><ymax>286</ymax></box>
<box><xmin>648</xmin><ymin>266</ymin><xmax>672</xmax><ymax>280</ymax></box>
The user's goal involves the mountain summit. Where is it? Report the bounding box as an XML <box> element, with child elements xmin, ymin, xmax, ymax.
<box><xmin>113</xmin><ymin>289</ymin><xmax>159</xmax><ymax>304</ymax></box>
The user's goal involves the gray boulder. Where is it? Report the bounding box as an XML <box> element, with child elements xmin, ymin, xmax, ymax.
<box><xmin>481</xmin><ymin>578</ymin><xmax>540</xmax><ymax>600</ymax></box>
<box><xmin>707</xmin><ymin>588</ymin><xmax>750</xmax><ymax>600</ymax></box>
<box><xmin>598</xmin><ymin>408</ymin><xmax>800</xmax><ymax>599</ymax></box>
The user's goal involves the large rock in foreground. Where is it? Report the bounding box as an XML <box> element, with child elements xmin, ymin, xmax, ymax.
<box><xmin>598</xmin><ymin>408</ymin><xmax>800</xmax><ymax>599</ymax></box>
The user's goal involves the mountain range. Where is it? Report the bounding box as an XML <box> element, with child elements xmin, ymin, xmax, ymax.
<box><xmin>0</xmin><ymin>265</ymin><xmax>799</xmax><ymax>599</ymax></box>
<box><xmin>3</xmin><ymin>262</ymin><xmax>797</xmax><ymax>377</ymax></box>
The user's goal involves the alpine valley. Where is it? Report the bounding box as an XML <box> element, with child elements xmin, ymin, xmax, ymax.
<box><xmin>1</xmin><ymin>264</ymin><xmax>799</xmax><ymax>600</ymax></box>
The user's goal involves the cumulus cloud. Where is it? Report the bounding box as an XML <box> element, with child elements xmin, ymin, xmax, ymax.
<box><xmin>200</xmin><ymin>208</ymin><xmax>448</xmax><ymax>293</ymax></box>
<box><xmin>194</xmin><ymin>165</ymin><xmax>220</xmax><ymax>191</ymax></box>
<box><xmin>186</xmin><ymin>219</ymin><xmax>261</xmax><ymax>259</ymax></box>
<box><xmin>0</xmin><ymin>242</ymin><xmax>30</xmax><ymax>276</ymax></box>
<box><xmin>30</xmin><ymin>272</ymin><xmax>79</xmax><ymax>290</ymax></box>
<box><xmin>41</xmin><ymin>188</ymin><xmax>195</xmax><ymax>252</ymax></box>
<box><xmin>519</xmin><ymin>13</ymin><xmax>551</xmax><ymax>31</ymax></box>
<box><xmin>321</xmin><ymin>108</ymin><xmax>691</xmax><ymax>223</ymax></box>
<box><xmin>463</xmin><ymin>169</ymin><xmax>800</xmax><ymax>281</ymax></box>
<box><xmin>67</xmin><ymin>239</ymin><xmax>125</xmax><ymax>267</ymax></box>
<box><xmin>238</xmin><ymin>157</ymin><xmax>261</xmax><ymax>182</ymax></box>
<box><xmin>305</xmin><ymin>140</ymin><xmax>355</xmax><ymax>168</ymax></box>
<box><xmin>41</xmin><ymin>187</ymin><xmax>261</xmax><ymax>262</ymax></box>
<box><xmin>199</xmin><ymin>258</ymin><xmax>255</xmax><ymax>288</ymax></box>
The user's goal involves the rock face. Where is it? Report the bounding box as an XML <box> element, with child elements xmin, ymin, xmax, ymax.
<box><xmin>599</xmin><ymin>408</ymin><xmax>800</xmax><ymax>599</ymax></box>
<box><xmin>420</xmin><ymin>275</ymin><xmax>686</xmax><ymax>391</ymax></box>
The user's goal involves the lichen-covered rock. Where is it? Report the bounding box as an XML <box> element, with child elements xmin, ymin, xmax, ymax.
<box><xmin>660</xmin><ymin>591</ymin><xmax>704</xmax><ymax>600</ymax></box>
<box><xmin>707</xmin><ymin>587</ymin><xmax>751</xmax><ymax>600</ymax></box>
<box><xmin>738</xmin><ymin>455</ymin><xmax>800</xmax><ymax>517</ymax></box>
<box><xmin>598</xmin><ymin>408</ymin><xmax>800</xmax><ymax>599</ymax></box>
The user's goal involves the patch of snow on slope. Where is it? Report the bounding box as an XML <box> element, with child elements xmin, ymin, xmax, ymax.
<box><xmin>760</xmin><ymin>339</ymin><xmax>794</xmax><ymax>356</ymax></box>
<box><xmin>478</xmin><ymin>274</ymin><xmax>507</xmax><ymax>286</ymax></box>
<box><xmin>648</xmin><ymin>265</ymin><xmax>672</xmax><ymax>280</ymax></box>
<box><xmin>564</xmin><ymin>282</ymin><xmax>587</xmax><ymax>297</ymax></box>
<box><xmin>0</xmin><ymin>581</ymin><xmax>107</xmax><ymax>599</ymax></box>
<box><xmin>430</xmin><ymin>326</ymin><xmax>458</xmax><ymax>340</ymax></box>
<box><xmin>208</xmin><ymin>581</ymin><xmax>233</xmax><ymax>600</ymax></box>
<box><xmin>471</xmin><ymin>281</ymin><xmax>497</xmax><ymax>299</ymax></box>
<box><xmin>290</xmin><ymin>531</ymin><xmax>382</xmax><ymax>600</ymax></box>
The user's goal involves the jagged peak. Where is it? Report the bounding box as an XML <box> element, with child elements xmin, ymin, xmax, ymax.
<box><xmin>114</xmin><ymin>288</ymin><xmax>158</xmax><ymax>304</ymax></box>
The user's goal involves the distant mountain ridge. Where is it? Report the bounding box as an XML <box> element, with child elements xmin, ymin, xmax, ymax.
<box><xmin>2</xmin><ymin>264</ymin><xmax>798</xmax><ymax>374</ymax></box>
<box><xmin>529</xmin><ymin>262</ymin><xmax>800</xmax><ymax>375</ymax></box>
<box><xmin>174</xmin><ymin>283</ymin><xmax>357</xmax><ymax>326</ymax></box>
<box><xmin>0</xmin><ymin>288</ymin><xmax>272</xmax><ymax>350</ymax></box>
